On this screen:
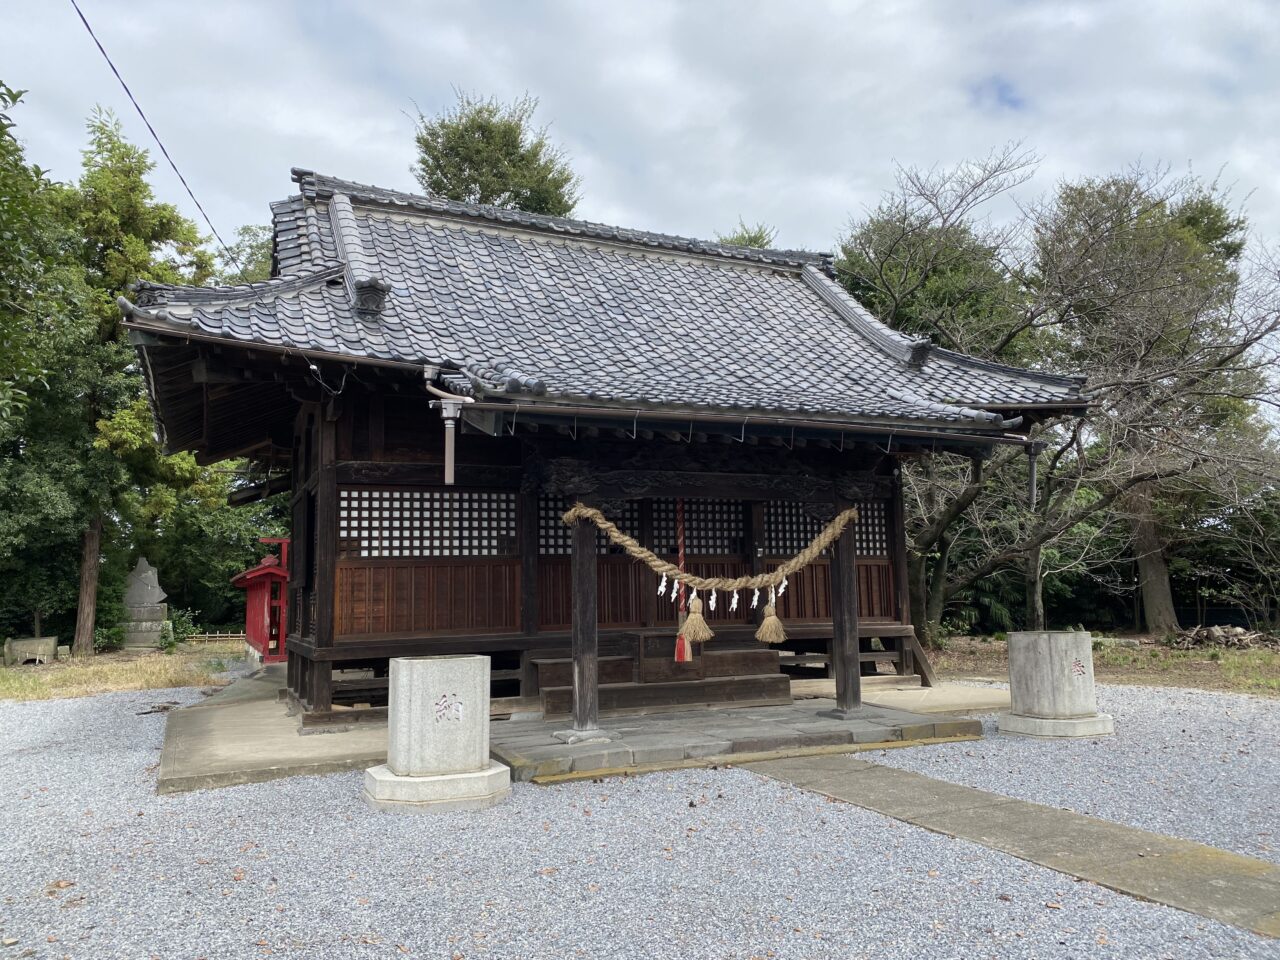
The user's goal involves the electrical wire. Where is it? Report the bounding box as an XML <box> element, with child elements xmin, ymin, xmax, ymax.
<box><xmin>68</xmin><ymin>0</ymin><xmax>242</xmax><ymax>269</ymax></box>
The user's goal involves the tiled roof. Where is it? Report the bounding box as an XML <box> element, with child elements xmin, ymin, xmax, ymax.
<box><xmin>123</xmin><ymin>170</ymin><xmax>1085</xmax><ymax>433</ymax></box>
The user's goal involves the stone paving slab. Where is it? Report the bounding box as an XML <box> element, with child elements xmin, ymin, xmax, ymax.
<box><xmin>492</xmin><ymin>699</ymin><xmax>980</xmax><ymax>781</ymax></box>
<box><xmin>157</xmin><ymin>667</ymin><xmax>983</xmax><ymax>793</ymax></box>
<box><xmin>747</xmin><ymin>754</ymin><xmax>1280</xmax><ymax>939</ymax></box>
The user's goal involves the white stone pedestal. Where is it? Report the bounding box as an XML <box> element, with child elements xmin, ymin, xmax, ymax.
<box><xmin>999</xmin><ymin>630</ymin><xmax>1114</xmax><ymax>737</ymax></box>
<box><xmin>363</xmin><ymin>655</ymin><xmax>511</xmax><ymax>813</ymax></box>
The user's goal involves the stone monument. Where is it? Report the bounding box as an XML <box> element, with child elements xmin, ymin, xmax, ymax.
<box><xmin>121</xmin><ymin>557</ymin><xmax>168</xmax><ymax>649</ymax></box>
<box><xmin>363</xmin><ymin>655</ymin><xmax>511</xmax><ymax>813</ymax></box>
<box><xmin>999</xmin><ymin>630</ymin><xmax>1114</xmax><ymax>737</ymax></box>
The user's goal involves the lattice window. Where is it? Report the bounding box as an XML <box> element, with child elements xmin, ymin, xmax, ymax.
<box><xmin>538</xmin><ymin>496</ymin><xmax>642</xmax><ymax>556</ymax></box>
<box><xmin>337</xmin><ymin>488</ymin><xmax>517</xmax><ymax>558</ymax></box>
<box><xmin>853</xmin><ymin>500</ymin><xmax>890</xmax><ymax>556</ymax></box>
<box><xmin>653</xmin><ymin>498</ymin><xmax>745</xmax><ymax>555</ymax></box>
<box><xmin>764</xmin><ymin>500</ymin><xmax>890</xmax><ymax>557</ymax></box>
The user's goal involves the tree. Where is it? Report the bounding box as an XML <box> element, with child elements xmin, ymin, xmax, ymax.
<box><xmin>214</xmin><ymin>224</ymin><xmax>273</xmax><ymax>284</ymax></box>
<box><xmin>56</xmin><ymin>109</ymin><xmax>211</xmax><ymax>655</ymax></box>
<box><xmin>411</xmin><ymin>91</ymin><xmax>581</xmax><ymax>216</ymax></box>
<box><xmin>0</xmin><ymin>83</ymin><xmax>76</xmax><ymax>421</ymax></box>
<box><xmin>839</xmin><ymin>150</ymin><xmax>1280</xmax><ymax>642</ymax></box>
<box><xmin>715</xmin><ymin>218</ymin><xmax>778</xmax><ymax>249</ymax></box>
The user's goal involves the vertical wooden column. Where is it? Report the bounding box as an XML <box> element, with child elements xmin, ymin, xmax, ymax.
<box><xmin>639</xmin><ymin>499</ymin><xmax>657</xmax><ymax>628</ymax></box>
<box><xmin>311</xmin><ymin>413</ymin><xmax>338</xmax><ymax>713</ymax></box>
<box><xmin>825</xmin><ymin>501</ymin><xmax>862</xmax><ymax>716</ymax></box>
<box><xmin>518</xmin><ymin>487</ymin><xmax>540</xmax><ymax>636</ymax></box>
<box><xmin>569</xmin><ymin>516</ymin><xmax>600</xmax><ymax>733</ymax></box>
<box><xmin>746</xmin><ymin>501</ymin><xmax>766</xmax><ymax>626</ymax></box>
<box><xmin>889</xmin><ymin>470</ymin><xmax>915</xmax><ymax>678</ymax></box>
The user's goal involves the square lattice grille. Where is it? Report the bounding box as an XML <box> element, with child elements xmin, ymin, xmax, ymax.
<box><xmin>538</xmin><ymin>496</ymin><xmax>641</xmax><ymax>556</ymax></box>
<box><xmin>653</xmin><ymin>499</ymin><xmax>745</xmax><ymax>555</ymax></box>
<box><xmin>764</xmin><ymin>500</ymin><xmax>889</xmax><ymax>557</ymax></box>
<box><xmin>337</xmin><ymin>488</ymin><xmax>517</xmax><ymax>558</ymax></box>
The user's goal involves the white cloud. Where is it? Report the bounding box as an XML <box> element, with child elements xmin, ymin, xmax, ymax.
<box><xmin>4</xmin><ymin>0</ymin><xmax>1277</xmax><ymax>252</ymax></box>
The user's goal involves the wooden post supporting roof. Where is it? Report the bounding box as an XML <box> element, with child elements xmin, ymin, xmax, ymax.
<box><xmin>823</xmin><ymin>500</ymin><xmax>862</xmax><ymax>717</ymax></box>
<box><xmin>553</xmin><ymin>514</ymin><xmax>613</xmax><ymax>743</ymax></box>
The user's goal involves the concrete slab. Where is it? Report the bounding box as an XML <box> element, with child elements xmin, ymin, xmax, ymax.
<box><xmin>793</xmin><ymin>677</ymin><xmax>1011</xmax><ymax>715</ymax></box>
<box><xmin>158</xmin><ymin>671</ymin><xmax>980</xmax><ymax>793</ymax></box>
<box><xmin>747</xmin><ymin>754</ymin><xmax>1280</xmax><ymax>940</ymax></box>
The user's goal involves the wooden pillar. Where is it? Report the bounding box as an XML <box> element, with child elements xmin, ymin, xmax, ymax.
<box><xmin>570</xmin><ymin>516</ymin><xmax>600</xmax><ymax>732</ymax></box>
<box><xmin>746</xmin><ymin>501</ymin><xmax>766</xmax><ymax>626</ymax></box>
<box><xmin>639</xmin><ymin>499</ymin><xmax>657</xmax><ymax>628</ymax></box>
<box><xmin>310</xmin><ymin>413</ymin><xmax>338</xmax><ymax>716</ymax></box>
<box><xmin>826</xmin><ymin>503</ymin><xmax>862</xmax><ymax>716</ymax></box>
<box><xmin>518</xmin><ymin>488</ymin><xmax>540</xmax><ymax>636</ymax></box>
<box><xmin>889</xmin><ymin>471</ymin><xmax>915</xmax><ymax>678</ymax></box>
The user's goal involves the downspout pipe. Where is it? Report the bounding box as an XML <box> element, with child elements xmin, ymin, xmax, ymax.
<box><xmin>423</xmin><ymin>370</ymin><xmax>474</xmax><ymax>485</ymax></box>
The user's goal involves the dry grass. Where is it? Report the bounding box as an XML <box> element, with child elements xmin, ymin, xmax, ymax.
<box><xmin>935</xmin><ymin>635</ymin><xmax>1280</xmax><ymax>698</ymax></box>
<box><xmin>0</xmin><ymin>641</ymin><xmax>245</xmax><ymax>702</ymax></box>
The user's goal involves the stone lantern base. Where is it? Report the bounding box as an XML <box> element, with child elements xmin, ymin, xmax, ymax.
<box><xmin>998</xmin><ymin>630</ymin><xmax>1114</xmax><ymax>738</ymax></box>
<box><xmin>362</xmin><ymin>761</ymin><xmax>511</xmax><ymax>814</ymax></box>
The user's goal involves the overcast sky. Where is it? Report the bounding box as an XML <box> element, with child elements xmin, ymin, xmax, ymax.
<box><xmin>5</xmin><ymin>1</ymin><xmax>1279</xmax><ymax>254</ymax></box>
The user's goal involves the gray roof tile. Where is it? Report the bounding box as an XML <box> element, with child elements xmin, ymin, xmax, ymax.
<box><xmin>126</xmin><ymin>170</ymin><xmax>1085</xmax><ymax>433</ymax></box>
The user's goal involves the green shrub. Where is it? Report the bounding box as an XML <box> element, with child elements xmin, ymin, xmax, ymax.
<box><xmin>93</xmin><ymin>625</ymin><xmax>124</xmax><ymax>652</ymax></box>
<box><xmin>168</xmin><ymin>608</ymin><xmax>199</xmax><ymax>645</ymax></box>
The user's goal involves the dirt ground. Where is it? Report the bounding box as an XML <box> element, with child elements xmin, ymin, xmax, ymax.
<box><xmin>935</xmin><ymin>635</ymin><xmax>1280</xmax><ymax>698</ymax></box>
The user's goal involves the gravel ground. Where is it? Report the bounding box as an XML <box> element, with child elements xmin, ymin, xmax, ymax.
<box><xmin>1</xmin><ymin>689</ymin><xmax>1277</xmax><ymax>960</ymax></box>
<box><xmin>873</xmin><ymin>683</ymin><xmax>1279</xmax><ymax>864</ymax></box>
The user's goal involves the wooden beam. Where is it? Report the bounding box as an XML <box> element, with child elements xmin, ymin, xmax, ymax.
<box><xmin>518</xmin><ymin>487</ymin><xmax>539</xmax><ymax>636</ymax></box>
<box><xmin>570</xmin><ymin>517</ymin><xmax>600</xmax><ymax>733</ymax></box>
<box><xmin>825</xmin><ymin>500</ymin><xmax>862</xmax><ymax>716</ymax></box>
<box><xmin>314</xmin><ymin>417</ymin><xmax>338</xmax><ymax>650</ymax></box>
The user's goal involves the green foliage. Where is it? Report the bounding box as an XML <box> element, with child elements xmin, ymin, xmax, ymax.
<box><xmin>715</xmin><ymin>218</ymin><xmax>778</xmax><ymax>249</ymax></box>
<box><xmin>214</xmin><ymin>224</ymin><xmax>273</xmax><ymax>284</ymax></box>
<box><xmin>0</xmin><ymin>94</ymin><xmax>279</xmax><ymax>647</ymax></box>
<box><xmin>168</xmin><ymin>607</ymin><xmax>198</xmax><ymax>644</ymax></box>
<box><xmin>0</xmin><ymin>83</ymin><xmax>80</xmax><ymax>420</ymax></box>
<box><xmin>93</xmin><ymin>624</ymin><xmax>124</xmax><ymax>652</ymax></box>
<box><xmin>411</xmin><ymin>91</ymin><xmax>581</xmax><ymax>216</ymax></box>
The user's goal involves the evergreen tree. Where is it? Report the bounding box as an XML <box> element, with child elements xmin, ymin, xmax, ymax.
<box><xmin>411</xmin><ymin>91</ymin><xmax>581</xmax><ymax>216</ymax></box>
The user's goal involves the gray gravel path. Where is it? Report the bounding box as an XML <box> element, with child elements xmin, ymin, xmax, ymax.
<box><xmin>1</xmin><ymin>687</ymin><xmax>1276</xmax><ymax>960</ymax></box>
<box><xmin>872</xmin><ymin>683</ymin><xmax>1280</xmax><ymax>864</ymax></box>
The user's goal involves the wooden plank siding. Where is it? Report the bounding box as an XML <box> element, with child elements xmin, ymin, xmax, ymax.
<box><xmin>330</xmin><ymin>488</ymin><xmax>901</xmax><ymax>641</ymax></box>
<box><xmin>335</xmin><ymin>559</ymin><xmax>520</xmax><ymax>637</ymax></box>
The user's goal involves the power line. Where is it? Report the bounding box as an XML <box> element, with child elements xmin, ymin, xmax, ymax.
<box><xmin>68</xmin><ymin>0</ymin><xmax>241</xmax><ymax>269</ymax></box>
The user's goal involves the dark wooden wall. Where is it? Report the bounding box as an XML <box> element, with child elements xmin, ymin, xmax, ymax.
<box><xmin>288</xmin><ymin>389</ymin><xmax>906</xmax><ymax>650</ymax></box>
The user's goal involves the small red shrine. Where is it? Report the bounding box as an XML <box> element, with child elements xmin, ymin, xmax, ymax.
<box><xmin>232</xmin><ymin>538</ymin><xmax>290</xmax><ymax>664</ymax></box>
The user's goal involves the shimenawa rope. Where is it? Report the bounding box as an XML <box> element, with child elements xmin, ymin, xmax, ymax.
<box><xmin>560</xmin><ymin>502</ymin><xmax>859</xmax><ymax>646</ymax></box>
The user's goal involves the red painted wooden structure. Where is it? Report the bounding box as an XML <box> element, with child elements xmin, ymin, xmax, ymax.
<box><xmin>232</xmin><ymin>538</ymin><xmax>291</xmax><ymax>664</ymax></box>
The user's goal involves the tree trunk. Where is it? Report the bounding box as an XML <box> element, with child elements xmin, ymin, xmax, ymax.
<box><xmin>1131</xmin><ymin>493</ymin><xmax>1179</xmax><ymax>635</ymax></box>
<box><xmin>1024</xmin><ymin>542</ymin><xmax>1045</xmax><ymax>630</ymax></box>
<box><xmin>71</xmin><ymin>513</ymin><xmax>103</xmax><ymax>658</ymax></box>
<box><xmin>33</xmin><ymin>609</ymin><xmax>42</xmax><ymax>639</ymax></box>
<box><xmin>922</xmin><ymin>534</ymin><xmax>953</xmax><ymax>640</ymax></box>
<box><xmin>908</xmin><ymin>552</ymin><xmax>927</xmax><ymax>644</ymax></box>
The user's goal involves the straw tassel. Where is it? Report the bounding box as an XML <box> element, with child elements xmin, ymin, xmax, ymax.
<box><xmin>680</xmin><ymin>595</ymin><xmax>715</xmax><ymax>644</ymax></box>
<box><xmin>755</xmin><ymin>602</ymin><xmax>787</xmax><ymax>644</ymax></box>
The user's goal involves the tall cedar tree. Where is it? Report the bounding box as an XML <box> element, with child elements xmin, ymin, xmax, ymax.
<box><xmin>62</xmin><ymin>109</ymin><xmax>212</xmax><ymax>655</ymax></box>
<box><xmin>411</xmin><ymin>92</ymin><xmax>581</xmax><ymax>216</ymax></box>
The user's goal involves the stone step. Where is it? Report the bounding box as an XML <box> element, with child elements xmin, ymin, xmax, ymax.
<box><xmin>540</xmin><ymin>674</ymin><xmax>792</xmax><ymax>719</ymax></box>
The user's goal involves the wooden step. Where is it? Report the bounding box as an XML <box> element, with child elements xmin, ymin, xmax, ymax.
<box><xmin>532</xmin><ymin>655</ymin><xmax>635</xmax><ymax>688</ymax></box>
<box><xmin>541</xmin><ymin>674</ymin><xmax>791</xmax><ymax>718</ymax></box>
